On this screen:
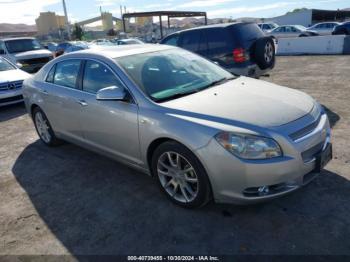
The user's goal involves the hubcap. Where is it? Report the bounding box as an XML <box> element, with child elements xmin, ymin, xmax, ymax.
<box><xmin>157</xmin><ymin>152</ymin><xmax>199</xmax><ymax>203</ymax></box>
<box><xmin>35</xmin><ymin>112</ymin><xmax>51</xmax><ymax>143</ymax></box>
<box><xmin>264</xmin><ymin>42</ymin><xmax>274</xmax><ymax>63</ymax></box>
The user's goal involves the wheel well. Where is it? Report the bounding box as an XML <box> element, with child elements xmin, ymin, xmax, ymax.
<box><xmin>146</xmin><ymin>138</ymin><xmax>178</xmax><ymax>176</ymax></box>
<box><xmin>30</xmin><ymin>104</ymin><xmax>39</xmax><ymax>118</ymax></box>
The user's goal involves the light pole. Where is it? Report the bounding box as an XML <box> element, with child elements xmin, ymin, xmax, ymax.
<box><xmin>62</xmin><ymin>0</ymin><xmax>71</xmax><ymax>39</ymax></box>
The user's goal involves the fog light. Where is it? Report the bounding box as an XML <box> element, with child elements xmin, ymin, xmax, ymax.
<box><xmin>258</xmin><ymin>186</ymin><xmax>270</xmax><ymax>195</ymax></box>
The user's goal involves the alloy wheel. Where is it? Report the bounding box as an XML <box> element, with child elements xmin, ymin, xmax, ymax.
<box><xmin>35</xmin><ymin>111</ymin><xmax>51</xmax><ymax>143</ymax></box>
<box><xmin>264</xmin><ymin>42</ymin><xmax>274</xmax><ymax>63</ymax></box>
<box><xmin>157</xmin><ymin>151</ymin><xmax>199</xmax><ymax>203</ymax></box>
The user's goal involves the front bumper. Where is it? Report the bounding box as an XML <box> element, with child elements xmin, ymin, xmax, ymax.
<box><xmin>195</xmin><ymin>112</ymin><xmax>331</xmax><ymax>204</ymax></box>
<box><xmin>0</xmin><ymin>89</ymin><xmax>23</xmax><ymax>106</ymax></box>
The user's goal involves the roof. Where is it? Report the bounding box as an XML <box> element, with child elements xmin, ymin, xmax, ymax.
<box><xmin>69</xmin><ymin>44</ymin><xmax>174</xmax><ymax>59</ymax></box>
<box><xmin>170</xmin><ymin>22</ymin><xmax>251</xmax><ymax>34</ymax></box>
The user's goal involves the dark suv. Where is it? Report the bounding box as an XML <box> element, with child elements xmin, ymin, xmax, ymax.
<box><xmin>332</xmin><ymin>22</ymin><xmax>350</xmax><ymax>35</ymax></box>
<box><xmin>160</xmin><ymin>23</ymin><xmax>276</xmax><ymax>78</ymax></box>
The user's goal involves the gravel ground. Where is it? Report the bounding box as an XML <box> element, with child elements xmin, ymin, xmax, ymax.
<box><xmin>0</xmin><ymin>56</ymin><xmax>349</xmax><ymax>256</ymax></box>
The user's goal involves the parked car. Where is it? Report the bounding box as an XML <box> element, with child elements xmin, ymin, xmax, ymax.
<box><xmin>65</xmin><ymin>42</ymin><xmax>90</xmax><ymax>53</ymax></box>
<box><xmin>115</xmin><ymin>38</ymin><xmax>145</xmax><ymax>45</ymax></box>
<box><xmin>0</xmin><ymin>57</ymin><xmax>30</xmax><ymax>106</ymax></box>
<box><xmin>160</xmin><ymin>22</ymin><xmax>276</xmax><ymax>78</ymax></box>
<box><xmin>54</xmin><ymin>42</ymin><xmax>72</xmax><ymax>57</ymax></box>
<box><xmin>269</xmin><ymin>25</ymin><xmax>319</xmax><ymax>38</ymax></box>
<box><xmin>0</xmin><ymin>37</ymin><xmax>53</xmax><ymax>73</ymax></box>
<box><xmin>23</xmin><ymin>45</ymin><xmax>332</xmax><ymax>208</ymax></box>
<box><xmin>332</xmin><ymin>21</ymin><xmax>350</xmax><ymax>35</ymax></box>
<box><xmin>258</xmin><ymin>22</ymin><xmax>279</xmax><ymax>32</ymax></box>
<box><xmin>307</xmin><ymin>22</ymin><xmax>341</xmax><ymax>35</ymax></box>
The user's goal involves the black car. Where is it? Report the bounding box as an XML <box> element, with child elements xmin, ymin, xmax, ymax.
<box><xmin>332</xmin><ymin>22</ymin><xmax>350</xmax><ymax>35</ymax></box>
<box><xmin>160</xmin><ymin>22</ymin><xmax>276</xmax><ymax>78</ymax></box>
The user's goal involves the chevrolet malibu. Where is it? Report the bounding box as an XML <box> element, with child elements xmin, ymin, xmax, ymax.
<box><xmin>22</xmin><ymin>45</ymin><xmax>332</xmax><ymax>208</ymax></box>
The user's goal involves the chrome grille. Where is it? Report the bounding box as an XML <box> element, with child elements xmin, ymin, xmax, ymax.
<box><xmin>0</xmin><ymin>81</ymin><xmax>23</xmax><ymax>92</ymax></box>
<box><xmin>289</xmin><ymin>114</ymin><xmax>321</xmax><ymax>141</ymax></box>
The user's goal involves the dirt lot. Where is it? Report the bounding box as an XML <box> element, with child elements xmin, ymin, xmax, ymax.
<box><xmin>0</xmin><ymin>56</ymin><xmax>349</xmax><ymax>256</ymax></box>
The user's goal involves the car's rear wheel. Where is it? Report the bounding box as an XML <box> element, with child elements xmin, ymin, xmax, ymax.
<box><xmin>152</xmin><ymin>141</ymin><xmax>212</xmax><ymax>208</ymax></box>
<box><xmin>254</xmin><ymin>37</ymin><xmax>275</xmax><ymax>70</ymax></box>
<box><xmin>33</xmin><ymin>107</ymin><xmax>62</xmax><ymax>146</ymax></box>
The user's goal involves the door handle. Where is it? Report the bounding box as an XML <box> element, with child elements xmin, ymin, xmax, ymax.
<box><xmin>76</xmin><ymin>100</ymin><xmax>88</xmax><ymax>107</ymax></box>
<box><xmin>41</xmin><ymin>89</ymin><xmax>48</xmax><ymax>94</ymax></box>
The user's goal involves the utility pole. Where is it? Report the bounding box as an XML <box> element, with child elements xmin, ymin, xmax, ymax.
<box><xmin>62</xmin><ymin>0</ymin><xmax>71</xmax><ymax>39</ymax></box>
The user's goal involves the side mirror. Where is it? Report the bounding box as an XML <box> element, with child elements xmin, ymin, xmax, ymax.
<box><xmin>0</xmin><ymin>49</ymin><xmax>5</xmax><ymax>55</ymax></box>
<box><xmin>96</xmin><ymin>86</ymin><xmax>127</xmax><ymax>101</ymax></box>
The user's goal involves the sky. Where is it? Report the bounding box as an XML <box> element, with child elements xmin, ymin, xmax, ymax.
<box><xmin>0</xmin><ymin>0</ymin><xmax>349</xmax><ymax>25</ymax></box>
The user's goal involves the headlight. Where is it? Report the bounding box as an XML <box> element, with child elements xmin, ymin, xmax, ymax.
<box><xmin>215</xmin><ymin>132</ymin><xmax>282</xmax><ymax>159</ymax></box>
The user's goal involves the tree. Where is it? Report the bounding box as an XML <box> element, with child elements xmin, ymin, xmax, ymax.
<box><xmin>286</xmin><ymin>8</ymin><xmax>308</xmax><ymax>14</ymax></box>
<box><xmin>107</xmin><ymin>28</ymin><xmax>117</xmax><ymax>37</ymax></box>
<box><xmin>72</xmin><ymin>23</ymin><xmax>84</xmax><ymax>40</ymax></box>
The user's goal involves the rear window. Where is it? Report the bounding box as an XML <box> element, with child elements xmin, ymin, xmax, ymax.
<box><xmin>234</xmin><ymin>23</ymin><xmax>264</xmax><ymax>42</ymax></box>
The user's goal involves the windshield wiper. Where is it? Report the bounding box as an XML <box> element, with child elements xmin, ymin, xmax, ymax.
<box><xmin>202</xmin><ymin>77</ymin><xmax>234</xmax><ymax>89</ymax></box>
<box><xmin>154</xmin><ymin>90</ymin><xmax>200</xmax><ymax>103</ymax></box>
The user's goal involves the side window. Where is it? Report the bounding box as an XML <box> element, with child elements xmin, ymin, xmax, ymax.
<box><xmin>53</xmin><ymin>60</ymin><xmax>81</xmax><ymax>89</ymax></box>
<box><xmin>0</xmin><ymin>41</ymin><xmax>5</xmax><ymax>53</ymax></box>
<box><xmin>46</xmin><ymin>64</ymin><xmax>56</xmax><ymax>83</ymax></box>
<box><xmin>206</xmin><ymin>28</ymin><xmax>230</xmax><ymax>56</ymax></box>
<box><xmin>180</xmin><ymin>31</ymin><xmax>201</xmax><ymax>52</ymax></box>
<box><xmin>163</xmin><ymin>35</ymin><xmax>179</xmax><ymax>46</ymax></box>
<box><xmin>83</xmin><ymin>60</ymin><xmax>124</xmax><ymax>94</ymax></box>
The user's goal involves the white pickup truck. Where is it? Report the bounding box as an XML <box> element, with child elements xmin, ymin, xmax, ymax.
<box><xmin>0</xmin><ymin>37</ymin><xmax>53</xmax><ymax>73</ymax></box>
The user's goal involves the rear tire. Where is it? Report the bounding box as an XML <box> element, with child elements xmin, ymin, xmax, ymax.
<box><xmin>32</xmin><ymin>107</ymin><xmax>62</xmax><ymax>147</ymax></box>
<box><xmin>254</xmin><ymin>37</ymin><xmax>275</xmax><ymax>70</ymax></box>
<box><xmin>151</xmin><ymin>141</ymin><xmax>212</xmax><ymax>208</ymax></box>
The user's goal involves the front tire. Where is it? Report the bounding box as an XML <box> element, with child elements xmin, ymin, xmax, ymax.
<box><xmin>151</xmin><ymin>141</ymin><xmax>212</xmax><ymax>208</ymax></box>
<box><xmin>32</xmin><ymin>107</ymin><xmax>62</xmax><ymax>147</ymax></box>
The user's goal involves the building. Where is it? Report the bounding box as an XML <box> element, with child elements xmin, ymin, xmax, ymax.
<box><xmin>267</xmin><ymin>9</ymin><xmax>350</xmax><ymax>27</ymax></box>
<box><xmin>35</xmin><ymin>12</ymin><xmax>66</xmax><ymax>36</ymax></box>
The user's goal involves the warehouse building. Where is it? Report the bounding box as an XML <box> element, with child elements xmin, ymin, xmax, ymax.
<box><xmin>268</xmin><ymin>9</ymin><xmax>350</xmax><ymax>27</ymax></box>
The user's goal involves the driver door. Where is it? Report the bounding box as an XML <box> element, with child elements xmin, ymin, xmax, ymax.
<box><xmin>77</xmin><ymin>60</ymin><xmax>141</xmax><ymax>165</ymax></box>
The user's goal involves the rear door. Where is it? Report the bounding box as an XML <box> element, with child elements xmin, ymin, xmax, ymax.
<box><xmin>43</xmin><ymin>59</ymin><xmax>85</xmax><ymax>141</ymax></box>
<box><xmin>179</xmin><ymin>30</ymin><xmax>201</xmax><ymax>53</ymax></box>
<box><xmin>204</xmin><ymin>28</ymin><xmax>233</xmax><ymax>67</ymax></box>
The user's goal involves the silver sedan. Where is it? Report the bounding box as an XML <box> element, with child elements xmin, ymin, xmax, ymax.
<box><xmin>22</xmin><ymin>45</ymin><xmax>332</xmax><ymax>208</ymax></box>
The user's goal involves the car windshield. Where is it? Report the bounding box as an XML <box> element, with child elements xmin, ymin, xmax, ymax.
<box><xmin>5</xmin><ymin>39</ymin><xmax>43</xmax><ymax>53</ymax></box>
<box><xmin>116</xmin><ymin>48</ymin><xmax>235</xmax><ymax>102</ymax></box>
<box><xmin>0</xmin><ymin>57</ymin><xmax>16</xmax><ymax>71</ymax></box>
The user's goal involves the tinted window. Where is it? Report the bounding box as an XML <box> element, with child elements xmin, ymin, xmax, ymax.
<box><xmin>235</xmin><ymin>23</ymin><xmax>264</xmax><ymax>41</ymax></box>
<box><xmin>180</xmin><ymin>31</ymin><xmax>201</xmax><ymax>52</ymax></box>
<box><xmin>83</xmin><ymin>60</ymin><xmax>123</xmax><ymax>94</ymax></box>
<box><xmin>46</xmin><ymin>64</ymin><xmax>56</xmax><ymax>83</ymax></box>
<box><xmin>53</xmin><ymin>60</ymin><xmax>81</xmax><ymax>89</ymax></box>
<box><xmin>205</xmin><ymin>28</ymin><xmax>230</xmax><ymax>55</ymax></box>
<box><xmin>163</xmin><ymin>34</ymin><xmax>179</xmax><ymax>46</ymax></box>
<box><xmin>5</xmin><ymin>39</ymin><xmax>42</xmax><ymax>53</ymax></box>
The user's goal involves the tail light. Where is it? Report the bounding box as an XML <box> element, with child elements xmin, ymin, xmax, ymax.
<box><xmin>233</xmin><ymin>48</ymin><xmax>246</xmax><ymax>63</ymax></box>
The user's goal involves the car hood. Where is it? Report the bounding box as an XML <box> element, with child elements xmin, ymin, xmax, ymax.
<box><xmin>0</xmin><ymin>69</ymin><xmax>31</xmax><ymax>83</ymax></box>
<box><xmin>161</xmin><ymin>77</ymin><xmax>315</xmax><ymax>128</ymax></box>
<box><xmin>13</xmin><ymin>49</ymin><xmax>52</xmax><ymax>60</ymax></box>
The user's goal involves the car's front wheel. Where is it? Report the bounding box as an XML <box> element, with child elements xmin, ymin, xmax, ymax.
<box><xmin>33</xmin><ymin>107</ymin><xmax>62</xmax><ymax>146</ymax></box>
<box><xmin>152</xmin><ymin>141</ymin><xmax>212</xmax><ymax>208</ymax></box>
